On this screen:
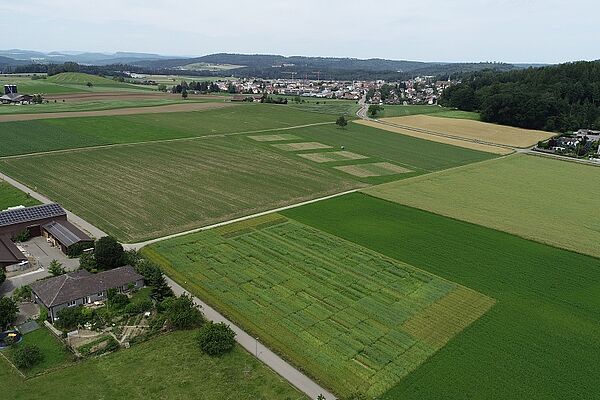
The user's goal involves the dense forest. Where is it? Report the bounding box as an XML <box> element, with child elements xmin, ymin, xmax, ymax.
<box><xmin>440</xmin><ymin>61</ymin><xmax>600</xmax><ymax>132</ymax></box>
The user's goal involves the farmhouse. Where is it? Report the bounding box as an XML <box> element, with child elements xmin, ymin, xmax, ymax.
<box><xmin>0</xmin><ymin>204</ymin><xmax>93</xmax><ymax>267</ymax></box>
<box><xmin>30</xmin><ymin>265</ymin><xmax>144</xmax><ymax>322</ymax></box>
<box><xmin>0</xmin><ymin>93</ymin><xmax>34</xmax><ymax>104</ymax></box>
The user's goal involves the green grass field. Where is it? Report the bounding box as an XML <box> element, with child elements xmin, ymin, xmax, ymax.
<box><xmin>379</xmin><ymin>105</ymin><xmax>480</xmax><ymax>120</ymax></box>
<box><xmin>0</xmin><ymin>330</ymin><xmax>305</xmax><ymax>400</ymax></box>
<box><xmin>0</xmin><ymin>73</ymin><xmax>147</xmax><ymax>94</ymax></box>
<box><xmin>262</xmin><ymin>122</ymin><xmax>497</xmax><ymax>184</ymax></box>
<box><xmin>143</xmin><ymin>214</ymin><xmax>493</xmax><ymax>397</ymax></box>
<box><xmin>0</xmin><ymin>98</ymin><xmax>213</xmax><ymax>115</ymax></box>
<box><xmin>0</xmin><ymin>181</ymin><xmax>39</xmax><ymax>210</ymax></box>
<box><xmin>282</xmin><ymin>193</ymin><xmax>600</xmax><ymax>400</ymax></box>
<box><xmin>365</xmin><ymin>154</ymin><xmax>600</xmax><ymax>258</ymax></box>
<box><xmin>0</xmin><ymin>136</ymin><xmax>360</xmax><ymax>242</ymax></box>
<box><xmin>287</xmin><ymin>99</ymin><xmax>360</xmax><ymax>116</ymax></box>
<box><xmin>5</xmin><ymin>327</ymin><xmax>71</xmax><ymax>377</ymax></box>
<box><xmin>0</xmin><ymin>104</ymin><xmax>334</xmax><ymax>157</ymax></box>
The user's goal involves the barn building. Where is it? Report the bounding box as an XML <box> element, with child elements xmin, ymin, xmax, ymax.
<box><xmin>0</xmin><ymin>204</ymin><xmax>93</xmax><ymax>268</ymax></box>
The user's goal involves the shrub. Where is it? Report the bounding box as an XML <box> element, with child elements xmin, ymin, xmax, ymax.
<box><xmin>134</xmin><ymin>260</ymin><xmax>174</xmax><ymax>301</ymax></box>
<box><xmin>37</xmin><ymin>307</ymin><xmax>48</xmax><ymax>323</ymax></box>
<box><xmin>161</xmin><ymin>294</ymin><xmax>203</xmax><ymax>330</ymax></box>
<box><xmin>0</xmin><ymin>269</ymin><xmax>5</xmax><ymax>285</ymax></box>
<box><xmin>107</xmin><ymin>290</ymin><xmax>129</xmax><ymax>309</ymax></box>
<box><xmin>12</xmin><ymin>230</ymin><xmax>30</xmax><ymax>243</ymax></box>
<box><xmin>0</xmin><ymin>296</ymin><xmax>18</xmax><ymax>330</ymax></box>
<box><xmin>79</xmin><ymin>252</ymin><xmax>97</xmax><ymax>272</ymax></box>
<box><xmin>48</xmin><ymin>260</ymin><xmax>65</xmax><ymax>277</ymax></box>
<box><xmin>56</xmin><ymin>306</ymin><xmax>90</xmax><ymax>330</ymax></box>
<box><xmin>196</xmin><ymin>322</ymin><xmax>236</xmax><ymax>356</ymax></box>
<box><xmin>12</xmin><ymin>285</ymin><xmax>32</xmax><ymax>301</ymax></box>
<box><xmin>67</xmin><ymin>242</ymin><xmax>93</xmax><ymax>257</ymax></box>
<box><xmin>12</xmin><ymin>344</ymin><xmax>43</xmax><ymax>369</ymax></box>
<box><xmin>124</xmin><ymin>298</ymin><xmax>152</xmax><ymax>315</ymax></box>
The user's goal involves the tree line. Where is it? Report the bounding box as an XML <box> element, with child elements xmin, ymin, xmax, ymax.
<box><xmin>440</xmin><ymin>61</ymin><xmax>600</xmax><ymax>132</ymax></box>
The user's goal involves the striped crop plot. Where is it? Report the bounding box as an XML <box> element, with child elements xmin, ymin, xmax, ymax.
<box><xmin>0</xmin><ymin>137</ymin><xmax>361</xmax><ymax>242</ymax></box>
<box><xmin>272</xmin><ymin>142</ymin><xmax>333</xmax><ymax>151</ymax></box>
<box><xmin>298</xmin><ymin>151</ymin><xmax>369</xmax><ymax>163</ymax></box>
<box><xmin>248</xmin><ymin>134</ymin><xmax>301</xmax><ymax>142</ymax></box>
<box><xmin>143</xmin><ymin>215</ymin><xmax>494</xmax><ymax>397</ymax></box>
<box><xmin>335</xmin><ymin>162</ymin><xmax>412</xmax><ymax>177</ymax></box>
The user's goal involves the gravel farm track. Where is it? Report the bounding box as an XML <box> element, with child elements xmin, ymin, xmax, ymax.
<box><xmin>0</xmin><ymin>101</ymin><xmax>233</xmax><ymax>122</ymax></box>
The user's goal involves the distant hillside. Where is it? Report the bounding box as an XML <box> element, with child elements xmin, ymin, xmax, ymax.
<box><xmin>46</xmin><ymin>72</ymin><xmax>120</xmax><ymax>85</ymax></box>
<box><xmin>0</xmin><ymin>49</ymin><xmax>183</xmax><ymax>65</ymax></box>
<box><xmin>440</xmin><ymin>60</ymin><xmax>600</xmax><ymax>131</ymax></box>
<box><xmin>134</xmin><ymin>53</ymin><xmax>520</xmax><ymax>80</ymax></box>
<box><xmin>0</xmin><ymin>56</ymin><xmax>27</xmax><ymax>68</ymax></box>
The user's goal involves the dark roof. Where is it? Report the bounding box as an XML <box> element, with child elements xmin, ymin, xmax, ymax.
<box><xmin>0</xmin><ymin>93</ymin><xmax>32</xmax><ymax>102</ymax></box>
<box><xmin>31</xmin><ymin>265</ymin><xmax>144</xmax><ymax>307</ymax></box>
<box><xmin>42</xmin><ymin>220</ymin><xmax>92</xmax><ymax>248</ymax></box>
<box><xmin>0</xmin><ymin>204</ymin><xmax>66</xmax><ymax>228</ymax></box>
<box><xmin>0</xmin><ymin>235</ymin><xmax>26</xmax><ymax>264</ymax></box>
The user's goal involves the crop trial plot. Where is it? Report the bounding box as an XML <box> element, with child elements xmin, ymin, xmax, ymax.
<box><xmin>248</xmin><ymin>134</ymin><xmax>301</xmax><ymax>142</ymax></box>
<box><xmin>143</xmin><ymin>215</ymin><xmax>494</xmax><ymax>397</ymax></box>
<box><xmin>272</xmin><ymin>142</ymin><xmax>333</xmax><ymax>151</ymax></box>
<box><xmin>298</xmin><ymin>151</ymin><xmax>369</xmax><ymax>163</ymax></box>
<box><xmin>335</xmin><ymin>162</ymin><xmax>412</xmax><ymax>177</ymax></box>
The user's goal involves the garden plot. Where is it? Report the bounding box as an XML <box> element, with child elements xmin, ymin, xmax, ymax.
<box><xmin>298</xmin><ymin>151</ymin><xmax>369</xmax><ymax>163</ymax></box>
<box><xmin>272</xmin><ymin>142</ymin><xmax>332</xmax><ymax>151</ymax></box>
<box><xmin>248</xmin><ymin>134</ymin><xmax>301</xmax><ymax>142</ymax></box>
<box><xmin>335</xmin><ymin>162</ymin><xmax>412</xmax><ymax>177</ymax></box>
<box><xmin>143</xmin><ymin>215</ymin><xmax>494</xmax><ymax>397</ymax></box>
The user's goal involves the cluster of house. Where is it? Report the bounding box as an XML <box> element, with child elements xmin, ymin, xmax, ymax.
<box><xmin>223</xmin><ymin>78</ymin><xmax>364</xmax><ymax>100</ymax></box>
<box><xmin>536</xmin><ymin>129</ymin><xmax>600</xmax><ymax>158</ymax></box>
<box><xmin>0</xmin><ymin>203</ymin><xmax>145</xmax><ymax>323</ymax></box>
<box><xmin>0</xmin><ymin>85</ymin><xmax>34</xmax><ymax>104</ymax></box>
<box><xmin>368</xmin><ymin>77</ymin><xmax>455</xmax><ymax>105</ymax></box>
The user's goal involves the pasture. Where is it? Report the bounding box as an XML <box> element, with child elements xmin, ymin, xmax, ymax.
<box><xmin>143</xmin><ymin>215</ymin><xmax>493</xmax><ymax>397</ymax></box>
<box><xmin>0</xmin><ymin>180</ymin><xmax>39</xmax><ymax>210</ymax></box>
<box><xmin>380</xmin><ymin>114</ymin><xmax>553</xmax><ymax>147</ymax></box>
<box><xmin>0</xmin><ymin>104</ymin><xmax>333</xmax><ymax>156</ymax></box>
<box><xmin>0</xmin><ymin>330</ymin><xmax>305</xmax><ymax>400</ymax></box>
<box><xmin>354</xmin><ymin>120</ymin><xmax>513</xmax><ymax>154</ymax></box>
<box><xmin>366</xmin><ymin>154</ymin><xmax>600</xmax><ymax>258</ymax></box>
<box><xmin>0</xmin><ymin>72</ymin><xmax>146</xmax><ymax>94</ymax></box>
<box><xmin>283</xmin><ymin>193</ymin><xmax>600</xmax><ymax>400</ymax></box>
<box><xmin>378</xmin><ymin>105</ymin><xmax>480</xmax><ymax>120</ymax></box>
<box><xmin>0</xmin><ymin>136</ymin><xmax>360</xmax><ymax>242</ymax></box>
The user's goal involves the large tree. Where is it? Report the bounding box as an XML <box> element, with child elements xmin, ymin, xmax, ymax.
<box><xmin>94</xmin><ymin>236</ymin><xmax>125</xmax><ymax>270</ymax></box>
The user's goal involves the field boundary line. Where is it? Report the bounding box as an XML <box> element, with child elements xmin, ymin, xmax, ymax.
<box><xmin>124</xmin><ymin>188</ymin><xmax>360</xmax><ymax>249</ymax></box>
<box><xmin>0</xmin><ymin>122</ymin><xmax>335</xmax><ymax>160</ymax></box>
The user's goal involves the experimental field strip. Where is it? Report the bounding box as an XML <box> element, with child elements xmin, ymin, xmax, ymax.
<box><xmin>298</xmin><ymin>151</ymin><xmax>369</xmax><ymax>163</ymax></box>
<box><xmin>272</xmin><ymin>142</ymin><xmax>333</xmax><ymax>151</ymax></box>
<box><xmin>146</xmin><ymin>215</ymin><xmax>494</xmax><ymax>397</ymax></box>
<box><xmin>248</xmin><ymin>134</ymin><xmax>301</xmax><ymax>142</ymax></box>
<box><xmin>335</xmin><ymin>163</ymin><xmax>413</xmax><ymax>177</ymax></box>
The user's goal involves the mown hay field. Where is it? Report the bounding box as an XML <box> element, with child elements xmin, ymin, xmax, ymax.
<box><xmin>366</xmin><ymin>154</ymin><xmax>600</xmax><ymax>258</ymax></box>
<box><xmin>283</xmin><ymin>193</ymin><xmax>600</xmax><ymax>400</ymax></box>
<box><xmin>0</xmin><ymin>330</ymin><xmax>305</xmax><ymax>400</ymax></box>
<box><xmin>354</xmin><ymin>120</ymin><xmax>513</xmax><ymax>154</ymax></box>
<box><xmin>0</xmin><ymin>104</ymin><xmax>334</xmax><ymax>157</ymax></box>
<box><xmin>378</xmin><ymin>105</ymin><xmax>480</xmax><ymax>120</ymax></box>
<box><xmin>380</xmin><ymin>114</ymin><xmax>553</xmax><ymax>148</ymax></box>
<box><xmin>0</xmin><ymin>136</ymin><xmax>360</xmax><ymax>242</ymax></box>
<box><xmin>261</xmin><ymin>122</ymin><xmax>498</xmax><ymax>184</ymax></box>
<box><xmin>143</xmin><ymin>215</ymin><xmax>493</xmax><ymax>397</ymax></box>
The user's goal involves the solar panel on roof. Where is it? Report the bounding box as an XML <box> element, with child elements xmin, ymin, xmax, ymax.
<box><xmin>0</xmin><ymin>203</ymin><xmax>66</xmax><ymax>227</ymax></box>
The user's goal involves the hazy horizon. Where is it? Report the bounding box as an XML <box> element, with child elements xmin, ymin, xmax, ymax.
<box><xmin>0</xmin><ymin>0</ymin><xmax>597</xmax><ymax>64</ymax></box>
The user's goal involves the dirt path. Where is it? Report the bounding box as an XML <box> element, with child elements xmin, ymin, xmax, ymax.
<box><xmin>0</xmin><ymin>102</ymin><xmax>232</xmax><ymax>122</ymax></box>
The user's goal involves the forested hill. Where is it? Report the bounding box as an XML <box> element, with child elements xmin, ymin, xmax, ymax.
<box><xmin>440</xmin><ymin>61</ymin><xmax>600</xmax><ymax>132</ymax></box>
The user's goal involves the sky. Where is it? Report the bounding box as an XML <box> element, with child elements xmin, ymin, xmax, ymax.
<box><xmin>0</xmin><ymin>0</ymin><xmax>597</xmax><ymax>63</ymax></box>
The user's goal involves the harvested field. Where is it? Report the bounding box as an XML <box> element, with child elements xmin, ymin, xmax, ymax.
<box><xmin>248</xmin><ymin>134</ymin><xmax>301</xmax><ymax>142</ymax></box>
<box><xmin>354</xmin><ymin>120</ymin><xmax>513</xmax><ymax>155</ymax></box>
<box><xmin>0</xmin><ymin>102</ymin><xmax>232</xmax><ymax>122</ymax></box>
<box><xmin>0</xmin><ymin>136</ymin><xmax>360</xmax><ymax>242</ymax></box>
<box><xmin>335</xmin><ymin>162</ymin><xmax>412</xmax><ymax>177</ymax></box>
<box><xmin>298</xmin><ymin>151</ymin><xmax>368</xmax><ymax>163</ymax></box>
<box><xmin>143</xmin><ymin>215</ymin><xmax>493</xmax><ymax>397</ymax></box>
<box><xmin>365</xmin><ymin>154</ymin><xmax>600</xmax><ymax>258</ymax></box>
<box><xmin>379</xmin><ymin>115</ymin><xmax>553</xmax><ymax>148</ymax></box>
<box><xmin>272</xmin><ymin>142</ymin><xmax>333</xmax><ymax>151</ymax></box>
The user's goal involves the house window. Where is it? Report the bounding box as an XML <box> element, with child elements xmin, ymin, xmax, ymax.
<box><xmin>68</xmin><ymin>300</ymin><xmax>77</xmax><ymax>307</ymax></box>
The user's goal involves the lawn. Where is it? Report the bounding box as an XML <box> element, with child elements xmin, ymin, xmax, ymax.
<box><xmin>0</xmin><ymin>136</ymin><xmax>360</xmax><ymax>242</ymax></box>
<box><xmin>0</xmin><ymin>181</ymin><xmax>39</xmax><ymax>210</ymax></box>
<box><xmin>0</xmin><ymin>330</ymin><xmax>305</xmax><ymax>400</ymax></box>
<box><xmin>142</xmin><ymin>214</ymin><xmax>493</xmax><ymax>397</ymax></box>
<box><xmin>0</xmin><ymin>104</ymin><xmax>334</xmax><ymax>157</ymax></box>
<box><xmin>261</xmin><ymin>121</ymin><xmax>498</xmax><ymax>184</ymax></box>
<box><xmin>366</xmin><ymin>154</ymin><xmax>600</xmax><ymax>258</ymax></box>
<box><xmin>377</xmin><ymin>105</ymin><xmax>480</xmax><ymax>120</ymax></box>
<box><xmin>379</xmin><ymin>114</ymin><xmax>553</xmax><ymax>147</ymax></box>
<box><xmin>282</xmin><ymin>193</ymin><xmax>600</xmax><ymax>400</ymax></box>
<box><xmin>5</xmin><ymin>327</ymin><xmax>71</xmax><ymax>376</ymax></box>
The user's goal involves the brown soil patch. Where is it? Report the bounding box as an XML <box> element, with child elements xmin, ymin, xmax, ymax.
<box><xmin>0</xmin><ymin>102</ymin><xmax>233</xmax><ymax>122</ymax></box>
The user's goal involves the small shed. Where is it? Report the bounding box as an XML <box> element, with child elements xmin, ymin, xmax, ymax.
<box><xmin>42</xmin><ymin>220</ymin><xmax>93</xmax><ymax>255</ymax></box>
